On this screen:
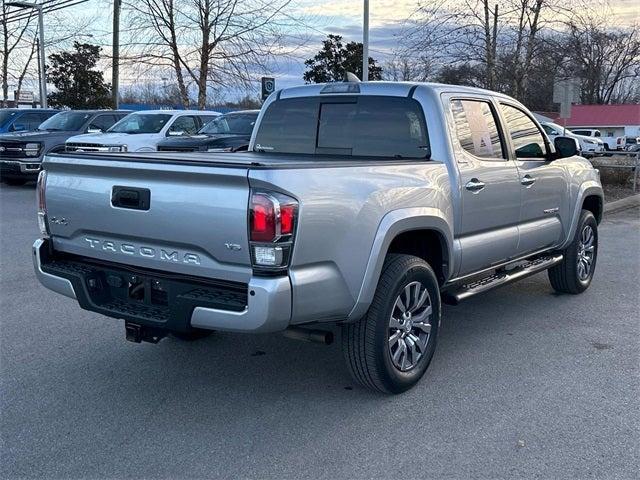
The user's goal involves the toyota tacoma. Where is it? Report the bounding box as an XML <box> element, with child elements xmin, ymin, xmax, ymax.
<box><xmin>33</xmin><ymin>81</ymin><xmax>603</xmax><ymax>393</ymax></box>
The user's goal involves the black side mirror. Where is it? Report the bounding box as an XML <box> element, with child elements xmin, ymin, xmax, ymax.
<box><xmin>554</xmin><ymin>136</ymin><xmax>580</xmax><ymax>159</ymax></box>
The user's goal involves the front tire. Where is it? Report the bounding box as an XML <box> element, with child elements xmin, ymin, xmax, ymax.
<box><xmin>548</xmin><ymin>210</ymin><xmax>598</xmax><ymax>294</ymax></box>
<box><xmin>342</xmin><ymin>254</ymin><xmax>441</xmax><ymax>394</ymax></box>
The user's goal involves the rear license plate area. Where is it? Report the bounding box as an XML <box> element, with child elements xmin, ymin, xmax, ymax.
<box><xmin>117</xmin><ymin>274</ymin><xmax>168</xmax><ymax>307</ymax></box>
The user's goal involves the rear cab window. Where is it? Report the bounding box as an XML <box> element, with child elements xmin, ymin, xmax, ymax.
<box><xmin>450</xmin><ymin>99</ymin><xmax>505</xmax><ymax>160</ymax></box>
<box><xmin>254</xmin><ymin>96</ymin><xmax>429</xmax><ymax>160</ymax></box>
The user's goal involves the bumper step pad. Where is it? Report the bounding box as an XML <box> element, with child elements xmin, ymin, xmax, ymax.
<box><xmin>41</xmin><ymin>252</ymin><xmax>248</xmax><ymax>332</ymax></box>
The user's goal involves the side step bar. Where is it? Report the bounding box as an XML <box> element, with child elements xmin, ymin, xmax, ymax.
<box><xmin>442</xmin><ymin>254</ymin><xmax>563</xmax><ymax>305</ymax></box>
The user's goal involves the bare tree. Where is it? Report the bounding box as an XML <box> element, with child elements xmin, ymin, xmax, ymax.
<box><xmin>1</xmin><ymin>5</ymin><xmax>35</xmax><ymax>106</ymax></box>
<box><xmin>508</xmin><ymin>0</ymin><xmax>547</xmax><ymax>98</ymax></box>
<box><xmin>562</xmin><ymin>7</ymin><xmax>640</xmax><ymax>104</ymax></box>
<box><xmin>124</xmin><ymin>0</ymin><xmax>299</xmax><ymax>109</ymax></box>
<box><xmin>13</xmin><ymin>36</ymin><xmax>38</xmax><ymax>105</ymax></box>
<box><xmin>2</xmin><ymin>4</ymin><xmax>97</xmax><ymax>107</ymax></box>
<box><xmin>384</xmin><ymin>54</ymin><xmax>432</xmax><ymax>82</ymax></box>
<box><xmin>401</xmin><ymin>0</ymin><xmax>506</xmax><ymax>89</ymax></box>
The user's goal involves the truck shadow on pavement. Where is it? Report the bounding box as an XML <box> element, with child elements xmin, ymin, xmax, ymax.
<box><xmin>53</xmin><ymin>273</ymin><xmax>589</xmax><ymax>407</ymax></box>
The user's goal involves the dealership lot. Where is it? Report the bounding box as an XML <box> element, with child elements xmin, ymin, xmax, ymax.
<box><xmin>1</xmin><ymin>183</ymin><xmax>638</xmax><ymax>479</ymax></box>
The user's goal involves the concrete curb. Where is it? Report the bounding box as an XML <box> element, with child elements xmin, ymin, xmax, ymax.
<box><xmin>604</xmin><ymin>194</ymin><xmax>640</xmax><ymax>215</ymax></box>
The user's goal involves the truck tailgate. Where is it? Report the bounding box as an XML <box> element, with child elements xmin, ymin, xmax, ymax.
<box><xmin>43</xmin><ymin>154</ymin><xmax>252</xmax><ymax>283</ymax></box>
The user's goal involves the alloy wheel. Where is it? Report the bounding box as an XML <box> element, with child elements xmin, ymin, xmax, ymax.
<box><xmin>388</xmin><ymin>281</ymin><xmax>433</xmax><ymax>372</ymax></box>
<box><xmin>577</xmin><ymin>224</ymin><xmax>596</xmax><ymax>281</ymax></box>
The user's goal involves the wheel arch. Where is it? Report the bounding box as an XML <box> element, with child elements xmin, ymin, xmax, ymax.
<box><xmin>582</xmin><ymin>194</ymin><xmax>603</xmax><ymax>224</ymax></box>
<box><xmin>387</xmin><ymin>229</ymin><xmax>450</xmax><ymax>285</ymax></box>
<box><xmin>560</xmin><ymin>182</ymin><xmax>604</xmax><ymax>249</ymax></box>
<box><xmin>346</xmin><ymin>208</ymin><xmax>453</xmax><ymax>322</ymax></box>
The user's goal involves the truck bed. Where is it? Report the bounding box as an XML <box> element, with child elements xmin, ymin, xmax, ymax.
<box><xmin>49</xmin><ymin>151</ymin><xmax>427</xmax><ymax>169</ymax></box>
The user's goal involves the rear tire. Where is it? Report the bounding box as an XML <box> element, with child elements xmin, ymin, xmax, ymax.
<box><xmin>548</xmin><ymin>210</ymin><xmax>598</xmax><ymax>294</ymax></box>
<box><xmin>342</xmin><ymin>254</ymin><xmax>441</xmax><ymax>394</ymax></box>
<box><xmin>171</xmin><ymin>329</ymin><xmax>213</xmax><ymax>341</ymax></box>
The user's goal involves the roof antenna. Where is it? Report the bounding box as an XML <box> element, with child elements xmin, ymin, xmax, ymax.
<box><xmin>343</xmin><ymin>72</ymin><xmax>361</xmax><ymax>83</ymax></box>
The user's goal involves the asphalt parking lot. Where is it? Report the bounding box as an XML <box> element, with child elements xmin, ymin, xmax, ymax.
<box><xmin>1</xmin><ymin>183</ymin><xmax>638</xmax><ymax>479</ymax></box>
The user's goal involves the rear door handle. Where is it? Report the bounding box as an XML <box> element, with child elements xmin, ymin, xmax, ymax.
<box><xmin>465</xmin><ymin>179</ymin><xmax>486</xmax><ymax>193</ymax></box>
<box><xmin>521</xmin><ymin>175</ymin><xmax>536</xmax><ymax>187</ymax></box>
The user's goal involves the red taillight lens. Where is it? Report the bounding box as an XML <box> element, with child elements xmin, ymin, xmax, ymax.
<box><xmin>249</xmin><ymin>191</ymin><xmax>298</xmax><ymax>243</ymax></box>
<box><xmin>280</xmin><ymin>204</ymin><xmax>295</xmax><ymax>235</ymax></box>
<box><xmin>249</xmin><ymin>191</ymin><xmax>298</xmax><ymax>271</ymax></box>
<box><xmin>250</xmin><ymin>193</ymin><xmax>277</xmax><ymax>242</ymax></box>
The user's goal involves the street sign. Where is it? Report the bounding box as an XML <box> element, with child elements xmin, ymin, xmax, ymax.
<box><xmin>14</xmin><ymin>90</ymin><xmax>34</xmax><ymax>103</ymax></box>
<box><xmin>553</xmin><ymin>79</ymin><xmax>580</xmax><ymax>119</ymax></box>
<box><xmin>261</xmin><ymin>77</ymin><xmax>275</xmax><ymax>100</ymax></box>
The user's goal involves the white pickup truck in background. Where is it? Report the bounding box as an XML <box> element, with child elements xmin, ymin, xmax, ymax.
<box><xmin>65</xmin><ymin>110</ymin><xmax>220</xmax><ymax>153</ymax></box>
<box><xmin>570</xmin><ymin>128</ymin><xmax>626</xmax><ymax>152</ymax></box>
<box><xmin>540</xmin><ymin>121</ymin><xmax>605</xmax><ymax>158</ymax></box>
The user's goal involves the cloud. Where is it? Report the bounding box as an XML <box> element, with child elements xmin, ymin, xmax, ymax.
<box><xmin>296</xmin><ymin>0</ymin><xmax>417</xmax><ymax>26</ymax></box>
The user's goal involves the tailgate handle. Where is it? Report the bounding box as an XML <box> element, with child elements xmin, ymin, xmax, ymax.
<box><xmin>111</xmin><ymin>186</ymin><xmax>151</xmax><ymax>211</ymax></box>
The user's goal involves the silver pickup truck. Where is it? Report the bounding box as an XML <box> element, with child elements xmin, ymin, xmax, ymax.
<box><xmin>33</xmin><ymin>81</ymin><xmax>603</xmax><ymax>393</ymax></box>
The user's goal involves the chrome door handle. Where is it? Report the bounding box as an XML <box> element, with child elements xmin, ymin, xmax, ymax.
<box><xmin>465</xmin><ymin>179</ymin><xmax>486</xmax><ymax>193</ymax></box>
<box><xmin>521</xmin><ymin>175</ymin><xmax>536</xmax><ymax>187</ymax></box>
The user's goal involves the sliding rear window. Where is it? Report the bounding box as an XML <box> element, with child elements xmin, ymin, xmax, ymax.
<box><xmin>254</xmin><ymin>96</ymin><xmax>429</xmax><ymax>159</ymax></box>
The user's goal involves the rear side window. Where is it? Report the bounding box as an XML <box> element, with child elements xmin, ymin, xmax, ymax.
<box><xmin>500</xmin><ymin>104</ymin><xmax>547</xmax><ymax>159</ymax></box>
<box><xmin>450</xmin><ymin>100</ymin><xmax>504</xmax><ymax>159</ymax></box>
<box><xmin>255</xmin><ymin>98</ymin><xmax>318</xmax><ymax>154</ymax></box>
<box><xmin>255</xmin><ymin>96</ymin><xmax>429</xmax><ymax>159</ymax></box>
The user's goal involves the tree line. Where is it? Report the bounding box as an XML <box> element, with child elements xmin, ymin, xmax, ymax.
<box><xmin>304</xmin><ymin>1</ymin><xmax>639</xmax><ymax>110</ymax></box>
<box><xmin>2</xmin><ymin>0</ymin><xmax>638</xmax><ymax>110</ymax></box>
<box><xmin>386</xmin><ymin>0</ymin><xmax>640</xmax><ymax>109</ymax></box>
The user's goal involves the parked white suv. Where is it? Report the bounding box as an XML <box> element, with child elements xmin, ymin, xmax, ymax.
<box><xmin>65</xmin><ymin>110</ymin><xmax>220</xmax><ymax>153</ymax></box>
<box><xmin>540</xmin><ymin>122</ymin><xmax>604</xmax><ymax>158</ymax></box>
<box><xmin>570</xmin><ymin>128</ymin><xmax>626</xmax><ymax>152</ymax></box>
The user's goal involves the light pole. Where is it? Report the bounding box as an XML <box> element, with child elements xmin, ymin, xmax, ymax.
<box><xmin>112</xmin><ymin>0</ymin><xmax>121</xmax><ymax>109</ymax></box>
<box><xmin>6</xmin><ymin>1</ymin><xmax>47</xmax><ymax>108</ymax></box>
<box><xmin>363</xmin><ymin>0</ymin><xmax>369</xmax><ymax>82</ymax></box>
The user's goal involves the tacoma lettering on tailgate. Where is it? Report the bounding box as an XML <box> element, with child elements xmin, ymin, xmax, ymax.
<box><xmin>84</xmin><ymin>237</ymin><xmax>201</xmax><ymax>265</ymax></box>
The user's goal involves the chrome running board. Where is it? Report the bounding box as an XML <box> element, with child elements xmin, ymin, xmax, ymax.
<box><xmin>442</xmin><ymin>254</ymin><xmax>563</xmax><ymax>305</ymax></box>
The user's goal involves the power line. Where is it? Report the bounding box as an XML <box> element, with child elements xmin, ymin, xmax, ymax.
<box><xmin>2</xmin><ymin>0</ymin><xmax>89</xmax><ymax>24</ymax></box>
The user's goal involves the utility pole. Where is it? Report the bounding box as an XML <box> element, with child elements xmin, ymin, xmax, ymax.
<box><xmin>36</xmin><ymin>4</ymin><xmax>45</xmax><ymax>108</ymax></box>
<box><xmin>363</xmin><ymin>0</ymin><xmax>369</xmax><ymax>82</ymax></box>
<box><xmin>112</xmin><ymin>0</ymin><xmax>121</xmax><ymax>109</ymax></box>
<box><xmin>6</xmin><ymin>2</ymin><xmax>47</xmax><ymax>107</ymax></box>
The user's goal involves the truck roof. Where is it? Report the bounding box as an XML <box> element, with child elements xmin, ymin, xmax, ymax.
<box><xmin>278</xmin><ymin>81</ymin><xmax>514</xmax><ymax>101</ymax></box>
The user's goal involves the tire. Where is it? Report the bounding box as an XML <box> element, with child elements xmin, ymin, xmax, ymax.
<box><xmin>171</xmin><ymin>329</ymin><xmax>213</xmax><ymax>341</ymax></box>
<box><xmin>548</xmin><ymin>210</ymin><xmax>598</xmax><ymax>294</ymax></box>
<box><xmin>342</xmin><ymin>254</ymin><xmax>441</xmax><ymax>394</ymax></box>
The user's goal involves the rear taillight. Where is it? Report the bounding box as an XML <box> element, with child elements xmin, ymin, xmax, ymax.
<box><xmin>249</xmin><ymin>191</ymin><xmax>298</xmax><ymax>272</ymax></box>
<box><xmin>36</xmin><ymin>170</ymin><xmax>48</xmax><ymax>237</ymax></box>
